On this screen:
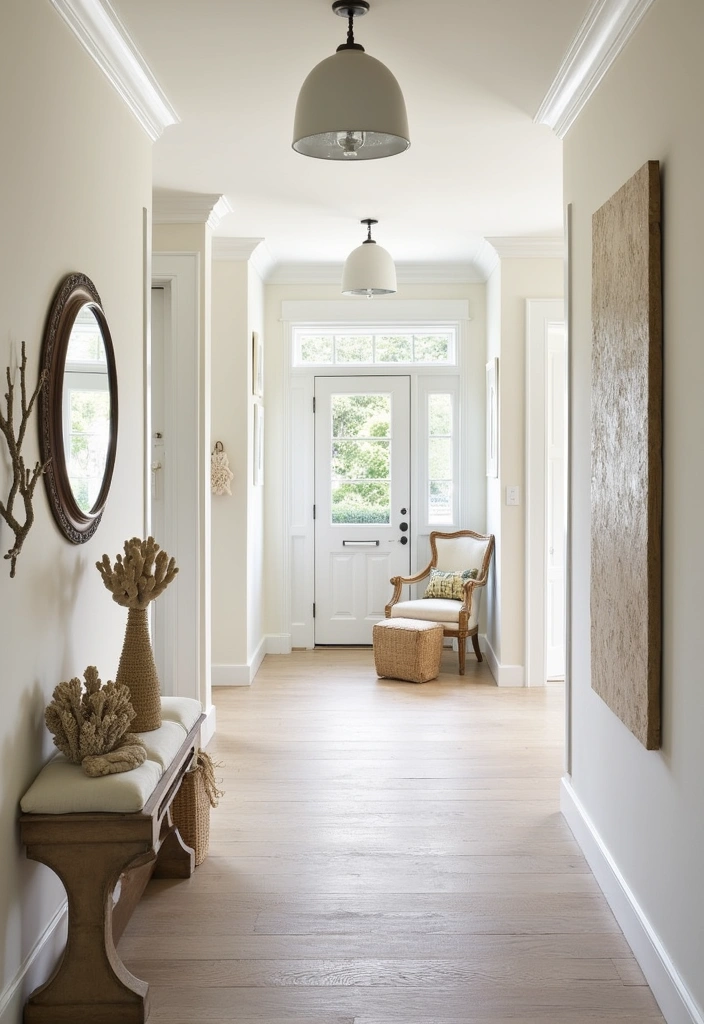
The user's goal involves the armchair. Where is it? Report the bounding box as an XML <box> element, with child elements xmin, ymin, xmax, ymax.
<box><xmin>385</xmin><ymin>530</ymin><xmax>495</xmax><ymax>675</ymax></box>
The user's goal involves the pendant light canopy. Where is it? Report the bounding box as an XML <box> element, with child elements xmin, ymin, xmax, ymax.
<box><xmin>293</xmin><ymin>2</ymin><xmax>410</xmax><ymax>161</ymax></box>
<box><xmin>342</xmin><ymin>220</ymin><xmax>397</xmax><ymax>297</ymax></box>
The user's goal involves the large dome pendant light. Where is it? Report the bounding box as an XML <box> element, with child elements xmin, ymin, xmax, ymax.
<box><xmin>292</xmin><ymin>2</ymin><xmax>410</xmax><ymax>161</ymax></box>
<box><xmin>342</xmin><ymin>220</ymin><xmax>397</xmax><ymax>297</ymax></box>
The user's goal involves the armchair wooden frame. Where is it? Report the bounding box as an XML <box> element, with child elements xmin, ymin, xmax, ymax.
<box><xmin>385</xmin><ymin>530</ymin><xmax>495</xmax><ymax>675</ymax></box>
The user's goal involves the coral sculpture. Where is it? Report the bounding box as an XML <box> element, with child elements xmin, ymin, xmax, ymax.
<box><xmin>97</xmin><ymin>537</ymin><xmax>179</xmax><ymax>732</ymax></box>
<box><xmin>0</xmin><ymin>342</ymin><xmax>49</xmax><ymax>577</ymax></box>
<box><xmin>96</xmin><ymin>535</ymin><xmax>178</xmax><ymax>610</ymax></box>
<box><xmin>45</xmin><ymin>666</ymin><xmax>146</xmax><ymax>777</ymax></box>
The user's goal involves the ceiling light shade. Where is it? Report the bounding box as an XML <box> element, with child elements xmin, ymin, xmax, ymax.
<box><xmin>293</xmin><ymin>2</ymin><xmax>410</xmax><ymax>161</ymax></box>
<box><xmin>342</xmin><ymin>220</ymin><xmax>397</xmax><ymax>297</ymax></box>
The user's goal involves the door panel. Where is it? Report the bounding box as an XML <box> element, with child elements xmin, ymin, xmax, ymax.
<box><xmin>315</xmin><ymin>376</ymin><xmax>410</xmax><ymax>644</ymax></box>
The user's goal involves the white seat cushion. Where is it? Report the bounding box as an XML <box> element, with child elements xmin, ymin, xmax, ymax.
<box><xmin>20</xmin><ymin>757</ymin><xmax>164</xmax><ymax>814</ymax></box>
<box><xmin>20</xmin><ymin>696</ymin><xmax>203</xmax><ymax>815</ymax></box>
<box><xmin>135</xmin><ymin>720</ymin><xmax>187</xmax><ymax>771</ymax></box>
<box><xmin>391</xmin><ymin>598</ymin><xmax>461</xmax><ymax>625</ymax></box>
<box><xmin>160</xmin><ymin>696</ymin><xmax>202</xmax><ymax>733</ymax></box>
<box><xmin>391</xmin><ymin>593</ymin><xmax>482</xmax><ymax>630</ymax></box>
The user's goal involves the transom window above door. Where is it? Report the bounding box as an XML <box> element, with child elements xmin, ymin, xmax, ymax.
<box><xmin>293</xmin><ymin>326</ymin><xmax>457</xmax><ymax>367</ymax></box>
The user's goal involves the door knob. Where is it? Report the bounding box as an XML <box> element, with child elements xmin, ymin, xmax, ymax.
<box><xmin>400</xmin><ymin>536</ymin><xmax>408</xmax><ymax>545</ymax></box>
<box><xmin>399</xmin><ymin>522</ymin><xmax>408</xmax><ymax>532</ymax></box>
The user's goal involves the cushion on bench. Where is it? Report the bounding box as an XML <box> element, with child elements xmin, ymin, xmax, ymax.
<box><xmin>20</xmin><ymin>696</ymin><xmax>203</xmax><ymax>815</ymax></box>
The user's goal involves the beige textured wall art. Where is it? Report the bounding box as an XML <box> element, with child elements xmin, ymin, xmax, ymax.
<box><xmin>591</xmin><ymin>160</ymin><xmax>662</xmax><ymax>749</ymax></box>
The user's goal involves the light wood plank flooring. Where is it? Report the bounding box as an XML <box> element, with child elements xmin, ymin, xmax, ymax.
<box><xmin>119</xmin><ymin>649</ymin><xmax>664</xmax><ymax>1023</ymax></box>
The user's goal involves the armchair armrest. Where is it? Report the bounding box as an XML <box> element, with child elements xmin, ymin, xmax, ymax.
<box><xmin>385</xmin><ymin>560</ymin><xmax>433</xmax><ymax>615</ymax></box>
<box><xmin>458</xmin><ymin>572</ymin><xmax>489</xmax><ymax>619</ymax></box>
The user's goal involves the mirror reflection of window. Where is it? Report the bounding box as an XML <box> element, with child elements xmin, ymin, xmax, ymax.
<box><xmin>62</xmin><ymin>306</ymin><xmax>111</xmax><ymax>514</ymax></box>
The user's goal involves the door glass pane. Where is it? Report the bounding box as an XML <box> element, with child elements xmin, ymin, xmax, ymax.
<box><xmin>376</xmin><ymin>335</ymin><xmax>413</xmax><ymax>363</ymax></box>
<box><xmin>429</xmin><ymin>393</ymin><xmax>452</xmax><ymax>434</ymax></box>
<box><xmin>331</xmin><ymin>393</ymin><xmax>391</xmax><ymax>524</ymax></box>
<box><xmin>332</xmin><ymin>394</ymin><xmax>390</xmax><ymax>438</ymax></box>
<box><xmin>429</xmin><ymin>437</ymin><xmax>452</xmax><ymax>479</ymax></box>
<box><xmin>428</xmin><ymin>393</ymin><xmax>454</xmax><ymax>524</ymax></box>
<box><xmin>335</xmin><ymin>335</ymin><xmax>374</xmax><ymax>364</ymax></box>
<box><xmin>430</xmin><ymin>481</ymin><xmax>453</xmax><ymax>523</ymax></box>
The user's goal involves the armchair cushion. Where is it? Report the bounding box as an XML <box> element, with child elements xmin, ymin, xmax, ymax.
<box><xmin>424</xmin><ymin>567</ymin><xmax>478</xmax><ymax>601</ymax></box>
<box><xmin>390</xmin><ymin>598</ymin><xmax>463</xmax><ymax>626</ymax></box>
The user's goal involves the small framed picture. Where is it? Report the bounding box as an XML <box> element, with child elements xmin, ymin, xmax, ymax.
<box><xmin>253</xmin><ymin>403</ymin><xmax>264</xmax><ymax>486</ymax></box>
<box><xmin>486</xmin><ymin>357</ymin><xmax>498</xmax><ymax>478</ymax></box>
<box><xmin>252</xmin><ymin>331</ymin><xmax>263</xmax><ymax>397</ymax></box>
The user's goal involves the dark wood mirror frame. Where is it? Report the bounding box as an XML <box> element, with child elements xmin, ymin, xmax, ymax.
<box><xmin>39</xmin><ymin>272</ymin><xmax>118</xmax><ymax>544</ymax></box>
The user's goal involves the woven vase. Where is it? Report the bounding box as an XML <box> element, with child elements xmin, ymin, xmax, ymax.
<box><xmin>116</xmin><ymin>607</ymin><xmax>162</xmax><ymax>732</ymax></box>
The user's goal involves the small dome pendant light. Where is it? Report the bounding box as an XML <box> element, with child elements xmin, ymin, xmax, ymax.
<box><xmin>293</xmin><ymin>1</ymin><xmax>410</xmax><ymax>161</ymax></box>
<box><xmin>342</xmin><ymin>219</ymin><xmax>397</xmax><ymax>297</ymax></box>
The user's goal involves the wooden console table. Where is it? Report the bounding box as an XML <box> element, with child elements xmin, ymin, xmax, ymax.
<box><xmin>20</xmin><ymin>706</ymin><xmax>204</xmax><ymax>1024</ymax></box>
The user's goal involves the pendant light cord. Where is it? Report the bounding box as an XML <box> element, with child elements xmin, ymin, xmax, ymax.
<box><xmin>347</xmin><ymin>11</ymin><xmax>355</xmax><ymax>46</ymax></box>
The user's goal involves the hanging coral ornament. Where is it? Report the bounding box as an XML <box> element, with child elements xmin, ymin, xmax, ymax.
<box><xmin>211</xmin><ymin>441</ymin><xmax>234</xmax><ymax>496</ymax></box>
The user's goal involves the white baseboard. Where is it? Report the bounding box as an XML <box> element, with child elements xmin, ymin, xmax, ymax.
<box><xmin>200</xmin><ymin>702</ymin><xmax>217</xmax><ymax>748</ymax></box>
<box><xmin>561</xmin><ymin>777</ymin><xmax>703</xmax><ymax>1024</ymax></box>
<box><xmin>266</xmin><ymin>633</ymin><xmax>292</xmax><ymax>654</ymax></box>
<box><xmin>211</xmin><ymin>664</ymin><xmax>251</xmax><ymax>686</ymax></box>
<box><xmin>483</xmin><ymin>637</ymin><xmax>525</xmax><ymax>686</ymax></box>
<box><xmin>211</xmin><ymin>637</ymin><xmax>267</xmax><ymax>687</ymax></box>
<box><xmin>0</xmin><ymin>899</ymin><xmax>67</xmax><ymax>1024</ymax></box>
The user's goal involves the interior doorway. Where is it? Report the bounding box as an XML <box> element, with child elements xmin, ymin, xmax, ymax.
<box><xmin>314</xmin><ymin>375</ymin><xmax>411</xmax><ymax>644</ymax></box>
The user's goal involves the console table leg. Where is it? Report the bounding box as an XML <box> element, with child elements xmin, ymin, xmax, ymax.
<box><xmin>24</xmin><ymin>841</ymin><xmax>151</xmax><ymax>1024</ymax></box>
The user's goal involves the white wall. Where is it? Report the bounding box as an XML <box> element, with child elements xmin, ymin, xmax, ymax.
<box><xmin>0</xmin><ymin>3</ymin><xmax>151</xmax><ymax>1020</ymax></box>
<box><xmin>564</xmin><ymin>0</ymin><xmax>704</xmax><ymax>1015</ymax></box>
<box><xmin>484</xmin><ymin>259</ymin><xmax>564</xmax><ymax>681</ymax></box>
<box><xmin>262</xmin><ymin>282</ymin><xmax>487</xmax><ymax>647</ymax></box>
<box><xmin>210</xmin><ymin>259</ymin><xmax>266</xmax><ymax>681</ymax></box>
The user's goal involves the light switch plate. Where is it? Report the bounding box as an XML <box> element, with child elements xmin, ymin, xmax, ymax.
<box><xmin>506</xmin><ymin>485</ymin><xmax>520</xmax><ymax>506</ymax></box>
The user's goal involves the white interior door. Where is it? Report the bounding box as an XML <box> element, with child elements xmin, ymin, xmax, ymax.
<box><xmin>315</xmin><ymin>376</ymin><xmax>411</xmax><ymax>644</ymax></box>
<box><xmin>546</xmin><ymin>324</ymin><xmax>566</xmax><ymax>679</ymax></box>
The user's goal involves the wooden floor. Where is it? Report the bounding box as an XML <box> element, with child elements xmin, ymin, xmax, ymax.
<box><xmin>119</xmin><ymin>649</ymin><xmax>664</xmax><ymax>1023</ymax></box>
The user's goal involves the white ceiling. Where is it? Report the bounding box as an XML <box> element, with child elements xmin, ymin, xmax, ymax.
<box><xmin>111</xmin><ymin>0</ymin><xmax>590</xmax><ymax>270</ymax></box>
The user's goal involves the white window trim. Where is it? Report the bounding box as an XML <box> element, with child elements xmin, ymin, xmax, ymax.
<box><xmin>279</xmin><ymin>299</ymin><xmax>473</xmax><ymax>650</ymax></box>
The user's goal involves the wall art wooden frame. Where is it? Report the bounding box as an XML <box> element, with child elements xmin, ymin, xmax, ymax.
<box><xmin>591</xmin><ymin>160</ymin><xmax>662</xmax><ymax>749</ymax></box>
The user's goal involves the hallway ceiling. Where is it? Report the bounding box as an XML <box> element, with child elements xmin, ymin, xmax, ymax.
<box><xmin>111</xmin><ymin>0</ymin><xmax>590</xmax><ymax>270</ymax></box>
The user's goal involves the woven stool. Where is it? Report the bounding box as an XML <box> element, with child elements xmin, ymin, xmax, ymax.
<box><xmin>373</xmin><ymin>618</ymin><xmax>444</xmax><ymax>683</ymax></box>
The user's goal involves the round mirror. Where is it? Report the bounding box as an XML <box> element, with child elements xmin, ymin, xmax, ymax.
<box><xmin>40</xmin><ymin>273</ymin><xmax>118</xmax><ymax>543</ymax></box>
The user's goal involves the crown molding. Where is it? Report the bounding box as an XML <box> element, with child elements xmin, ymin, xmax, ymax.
<box><xmin>212</xmin><ymin>237</ymin><xmax>267</xmax><ymax>262</ymax></box>
<box><xmin>49</xmin><ymin>0</ymin><xmax>179</xmax><ymax>141</ymax></box>
<box><xmin>152</xmin><ymin>190</ymin><xmax>230</xmax><ymax>227</ymax></box>
<box><xmin>534</xmin><ymin>0</ymin><xmax>657</xmax><ymax>139</ymax></box>
<box><xmin>249</xmin><ymin>242</ymin><xmax>277</xmax><ymax>281</ymax></box>
<box><xmin>486</xmin><ymin>236</ymin><xmax>566</xmax><ymax>259</ymax></box>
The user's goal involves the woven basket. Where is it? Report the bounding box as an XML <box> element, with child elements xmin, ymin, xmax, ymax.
<box><xmin>373</xmin><ymin>617</ymin><xmax>444</xmax><ymax>683</ymax></box>
<box><xmin>115</xmin><ymin>607</ymin><xmax>161</xmax><ymax>732</ymax></box>
<box><xmin>171</xmin><ymin>750</ymin><xmax>222</xmax><ymax>866</ymax></box>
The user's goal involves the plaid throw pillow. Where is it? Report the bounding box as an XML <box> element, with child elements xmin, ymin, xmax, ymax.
<box><xmin>423</xmin><ymin>567</ymin><xmax>479</xmax><ymax>601</ymax></box>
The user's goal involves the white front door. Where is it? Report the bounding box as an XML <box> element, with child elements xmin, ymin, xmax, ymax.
<box><xmin>546</xmin><ymin>323</ymin><xmax>566</xmax><ymax>679</ymax></box>
<box><xmin>314</xmin><ymin>376</ymin><xmax>411</xmax><ymax>644</ymax></box>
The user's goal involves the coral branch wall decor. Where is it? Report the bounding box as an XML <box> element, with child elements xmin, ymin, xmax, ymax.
<box><xmin>0</xmin><ymin>342</ymin><xmax>49</xmax><ymax>577</ymax></box>
<box><xmin>97</xmin><ymin>536</ymin><xmax>179</xmax><ymax>731</ymax></box>
<box><xmin>591</xmin><ymin>160</ymin><xmax>662</xmax><ymax>749</ymax></box>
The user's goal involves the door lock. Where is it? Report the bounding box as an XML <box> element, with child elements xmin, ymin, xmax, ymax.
<box><xmin>399</xmin><ymin>522</ymin><xmax>408</xmax><ymax>532</ymax></box>
<box><xmin>400</xmin><ymin>536</ymin><xmax>408</xmax><ymax>545</ymax></box>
